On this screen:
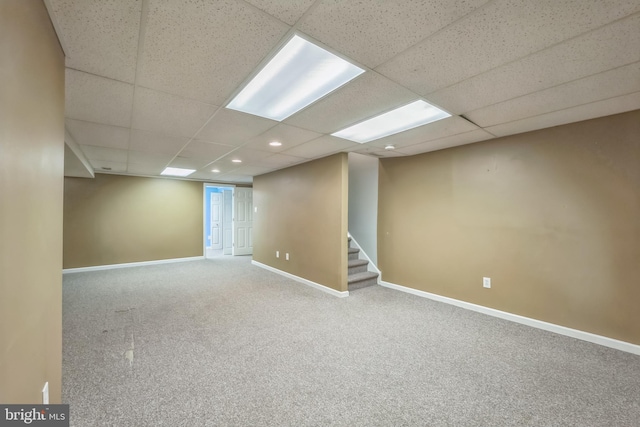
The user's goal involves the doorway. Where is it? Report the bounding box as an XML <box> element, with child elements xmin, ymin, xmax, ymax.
<box><xmin>204</xmin><ymin>185</ymin><xmax>234</xmax><ymax>258</ymax></box>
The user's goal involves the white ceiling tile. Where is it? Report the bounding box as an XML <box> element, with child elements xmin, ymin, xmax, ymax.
<box><xmin>126</xmin><ymin>163</ymin><xmax>166</xmax><ymax>176</ymax></box>
<box><xmin>243</xmin><ymin>0</ymin><xmax>315</xmax><ymax>25</ymax></box>
<box><xmin>258</xmin><ymin>153</ymin><xmax>308</xmax><ymax>168</ymax></box>
<box><xmin>284</xmin><ymin>72</ymin><xmax>417</xmax><ymax>134</ymax></box>
<box><xmin>127</xmin><ymin>150</ymin><xmax>174</xmax><ymax>165</ymax></box>
<box><xmin>226</xmin><ymin>165</ymin><xmax>275</xmax><ymax>176</ymax></box>
<box><xmin>197</xmin><ymin>109</ymin><xmax>277</xmax><ymax>146</ymax></box>
<box><xmin>214</xmin><ymin>174</ymin><xmax>254</xmax><ymax>184</ymax></box>
<box><xmin>48</xmin><ymin>0</ymin><xmax>141</xmax><ymax>83</ymax></box>
<box><xmin>205</xmin><ymin>161</ymin><xmax>241</xmax><ymax>174</ymax></box>
<box><xmin>90</xmin><ymin>161</ymin><xmax>128</xmax><ymax>173</ymax></box>
<box><xmin>178</xmin><ymin>140</ymin><xmax>236</xmax><ymax>162</ymax></box>
<box><xmin>129</xmin><ymin>129</ymin><xmax>189</xmax><ymax>155</ymax></box>
<box><xmin>80</xmin><ymin>145</ymin><xmax>128</xmax><ymax>163</ymax></box>
<box><xmin>376</xmin><ymin>0</ymin><xmax>640</xmax><ymax>95</ymax></box>
<box><xmin>283</xmin><ymin>135</ymin><xmax>357</xmax><ymax>158</ymax></box>
<box><xmin>395</xmin><ymin>129</ymin><xmax>495</xmax><ymax>155</ymax></box>
<box><xmin>467</xmin><ymin>62</ymin><xmax>640</xmax><ymax>127</ymax></box>
<box><xmin>65</xmin><ymin>69</ymin><xmax>134</xmax><ymax>127</ymax></box>
<box><xmin>131</xmin><ymin>87</ymin><xmax>218</xmax><ymax>138</ymax></box>
<box><xmin>361</xmin><ymin>116</ymin><xmax>479</xmax><ymax>149</ymax></box>
<box><xmin>138</xmin><ymin>0</ymin><xmax>290</xmax><ymax>104</ymax></box>
<box><xmin>242</xmin><ymin>124</ymin><xmax>321</xmax><ymax>152</ymax></box>
<box><xmin>428</xmin><ymin>14</ymin><xmax>640</xmax><ymax>114</ymax></box>
<box><xmin>485</xmin><ymin>92</ymin><xmax>640</xmax><ymax>137</ymax></box>
<box><xmin>65</xmin><ymin>119</ymin><xmax>130</xmax><ymax>150</ymax></box>
<box><xmin>168</xmin><ymin>156</ymin><xmax>213</xmax><ymax>170</ymax></box>
<box><xmin>298</xmin><ymin>0</ymin><xmax>489</xmax><ymax>68</ymax></box>
<box><xmin>221</xmin><ymin>147</ymin><xmax>273</xmax><ymax>165</ymax></box>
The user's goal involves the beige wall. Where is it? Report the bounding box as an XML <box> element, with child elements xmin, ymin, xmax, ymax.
<box><xmin>64</xmin><ymin>174</ymin><xmax>203</xmax><ymax>268</ymax></box>
<box><xmin>379</xmin><ymin>110</ymin><xmax>640</xmax><ymax>345</ymax></box>
<box><xmin>254</xmin><ymin>154</ymin><xmax>348</xmax><ymax>292</ymax></box>
<box><xmin>0</xmin><ymin>0</ymin><xmax>65</xmax><ymax>403</ymax></box>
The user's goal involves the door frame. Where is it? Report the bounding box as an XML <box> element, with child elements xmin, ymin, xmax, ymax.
<box><xmin>203</xmin><ymin>183</ymin><xmax>235</xmax><ymax>258</ymax></box>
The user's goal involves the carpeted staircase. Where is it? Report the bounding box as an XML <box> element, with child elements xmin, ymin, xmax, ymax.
<box><xmin>348</xmin><ymin>237</ymin><xmax>379</xmax><ymax>291</ymax></box>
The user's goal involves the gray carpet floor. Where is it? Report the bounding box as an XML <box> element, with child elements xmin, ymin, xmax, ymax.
<box><xmin>62</xmin><ymin>257</ymin><xmax>640</xmax><ymax>426</ymax></box>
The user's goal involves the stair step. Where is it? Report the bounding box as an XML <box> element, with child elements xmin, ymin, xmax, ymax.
<box><xmin>348</xmin><ymin>247</ymin><xmax>360</xmax><ymax>260</ymax></box>
<box><xmin>348</xmin><ymin>271</ymin><xmax>378</xmax><ymax>291</ymax></box>
<box><xmin>348</xmin><ymin>259</ymin><xmax>369</xmax><ymax>275</ymax></box>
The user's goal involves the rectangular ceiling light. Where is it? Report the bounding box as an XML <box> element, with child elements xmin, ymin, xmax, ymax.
<box><xmin>332</xmin><ymin>100</ymin><xmax>451</xmax><ymax>143</ymax></box>
<box><xmin>226</xmin><ymin>35</ymin><xmax>365</xmax><ymax>121</ymax></box>
<box><xmin>161</xmin><ymin>167</ymin><xmax>195</xmax><ymax>177</ymax></box>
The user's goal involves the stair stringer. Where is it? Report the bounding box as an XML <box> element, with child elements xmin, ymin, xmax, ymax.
<box><xmin>347</xmin><ymin>232</ymin><xmax>381</xmax><ymax>283</ymax></box>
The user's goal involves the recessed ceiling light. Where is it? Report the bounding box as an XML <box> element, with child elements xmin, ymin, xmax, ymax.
<box><xmin>385</xmin><ymin>145</ymin><xmax>395</xmax><ymax>150</ymax></box>
<box><xmin>231</xmin><ymin>159</ymin><xmax>242</xmax><ymax>163</ymax></box>
<box><xmin>269</xmin><ymin>141</ymin><xmax>282</xmax><ymax>147</ymax></box>
<box><xmin>331</xmin><ymin>100</ymin><xmax>451</xmax><ymax>144</ymax></box>
<box><xmin>226</xmin><ymin>34</ymin><xmax>365</xmax><ymax>121</ymax></box>
<box><xmin>161</xmin><ymin>167</ymin><xmax>195</xmax><ymax>177</ymax></box>
<box><xmin>211</xmin><ymin>169</ymin><xmax>220</xmax><ymax>173</ymax></box>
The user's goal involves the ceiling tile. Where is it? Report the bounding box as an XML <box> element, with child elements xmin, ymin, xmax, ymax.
<box><xmin>428</xmin><ymin>14</ymin><xmax>640</xmax><ymax>114</ymax></box>
<box><xmin>80</xmin><ymin>145</ymin><xmax>128</xmax><ymax>163</ymax></box>
<box><xmin>284</xmin><ymin>72</ymin><xmax>417</xmax><ymax>134</ymax></box>
<box><xmin>126</xmin><ymin>163</ymin><xmax>166</xmax><ymax>176</ymax></box>
<box><xmin>48</xmin><ymin>0</ymin><xmax>141</xmax><ymax>83</ymax></box>
<box><xmin>137</xmin><ymin>0</ymin><xmax>290</xmax><ymax>104</ymax></box>
<box><xmin>129</xmin><ymin>129</ymin><xmax>189</xmax><ymax>155</ymax></box>
<box><xmin>65</xmin><ymin>119</ymin><xmax>130</xmax><ymax>150</ymax></box>
<box><xmin>485</xmin><ymin>92</ymin><xmax>640</xmax><ymax>137</ymax></box>
<box><xmin>127</xmin><ymin>150</ymin><xmax>174</xmax><ymax>165</ymax></box>
<box><xmin>221</xmin><ymin>147</ymin><xmax>273</xmax><ymax>165</ymax></box>
<box><xmin>196</xmin><ymin>108</ymin><xmax>277</xmax><ymax>146</ymax></box>
<box><xmin>395</xmin><ymin>129</ymin><xmax>495</xmax><ymax>155</ymax></box>
<box><xmin>214</xmin><ymin>174</ymin><xmax>254</xmax><ymax>184</ymax></box>
<box><xmin>467</xmin><ymin>62</ymin><xmax>640</xmax><ymax>127</ymax></box>
<box><xmin>242</xmin><ymin>124</ymin><xmax>321</xmax><ymax>152</ymax></box>
<box><xmin>283</xmin><ymin>135</ymin><xmax>357</xmax><ymax>159</ymax></box>
<box><xmin>168</xmin><ymin>156</ymin><xmax>213</xmax><ymax>170</ymax></box>
<box><xmin>178</xmin><ymin>140</ymin><xmax>236</xmax><ymax>161</ymax></box>
<box><xmin>258</xmin><ymin>153</ymin><xmax>308</xmax><ymax>168</ymax></box>
<box><xmin>131</xmin><ymin>87</ymin><xmax>218</xmax><ymax>138</ymax></box>
<box><xmin>298</xmin><ymin>0</ymin><xmax>489</xmax><ymax>68</ymax></box>
<box><xmin>226</xmin><ymin>165</ymin><xmax>276</xmax><ymax>176</ymax></box>
<box><xmin>360</xmin><ymin>116</ymin><xmax>479</xmax><ymax>149</ymax></box>
<box><xmin>65</xmin><ymin>69</ymin><xmax>134</xmax><ymax>127</ymax></box>
<box><xmin>205</xmin><ymin>161</ymin><xmax>241</xmax><ymax>174</ymax></box>
<box><xmin>243</xmin><ymin>0</ymin><xmax>315</xmax><ymax>25</ymax></box>
<box><xmin>376</xmin><ymin>0</ymin><xmax>640</xmax><ymax>95</ymax></box>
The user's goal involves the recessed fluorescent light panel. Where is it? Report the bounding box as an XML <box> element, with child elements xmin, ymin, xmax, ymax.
<box><xmin>332</xmin><ymin>100</ymin><xmax>451</xmax><ymax>143</ymax></box>
<box><xmin>226</xmin><ymin>35</ymin><xmax>365</xmax><ymax>121</ymax></box>
<box><xmin>161</xmin><ymin>167</ymin><xmax>195</xmax><ymax>177</ymax></box>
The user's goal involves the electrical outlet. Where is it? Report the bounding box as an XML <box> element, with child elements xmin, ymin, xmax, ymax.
<box><xmin>285</xmin><ymin>253</ymin><xmax>289</xmax><ymax>261</ymax></box>
<box><xmin>276</xmin><ymin>251</ymin><xmax>279</xmax><ymax>258</ymax></box>
<box><xmin>254</xmin><ymin>206</ymin><xmax>258</xmax><ymax>213</ymax></box>
<box><xmin>483</xmin><ymin>277</ymin><xmax>491</xmax><ymax>288</ymax></box>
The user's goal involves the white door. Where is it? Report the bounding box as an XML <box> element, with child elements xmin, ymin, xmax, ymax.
<box><xmin>223</xmin><ymin>189</ymin><xmax>233</xmax><ymax>255</ymax></box>
<box><xmin>211</xmin><ymin>192</ymin><xmax>223</xmax><ymax>250</ymax></box>
<box><xmin>233</xmin><ymin>188</ymin><xmax>253</xmax><ymax>256</ymax></box>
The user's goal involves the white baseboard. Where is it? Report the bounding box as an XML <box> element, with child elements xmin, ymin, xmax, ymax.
<box><xmin>252</xmin><ymin>261</ymin><xmax>349</xmax><ymax>298</ymax></box>
<box><xmin>63</xmin><ymin>256</ymin><xmax>205</xmax><ymax>274</ymax></box>
<box><xmin>380</xmin><ymin>280</ymin><xmax>640</xmax><ymax>356</ymax></box>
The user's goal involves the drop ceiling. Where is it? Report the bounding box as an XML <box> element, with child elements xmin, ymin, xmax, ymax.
<box><xmin>47</xmin><ymin>0</ymin><xmax>640</xmax><ymax>184</ymax></box>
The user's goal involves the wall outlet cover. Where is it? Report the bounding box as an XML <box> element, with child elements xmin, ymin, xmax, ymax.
<box><xmin>483</xmin><ymin>277</ymin><xmax>491</xmax><ymax>288</ymax></box>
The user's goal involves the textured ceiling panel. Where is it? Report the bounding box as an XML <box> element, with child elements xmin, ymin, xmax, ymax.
<box><xmin>178</xmin><ymin>140</ymin><xmax>236</xmax><ymax>161</ymax></box>
<box><xmin>127</xmin><ymin>150</ymin><xmax>174</xmax><ymax>165</ymax></box>
<box><xmin>376</xmin><ymin>0</ymin><xmax>640</xmax><ymax>95</ymax></box>
<box><xmin>243</xmin><ymin>0</ymin><xmax>315</xmax><ymax>25</ymax></box>
<box><xmin>222</xmin><ymin>147</ymin><xmax>274</xmax><ymax>165</ymax></box>
<box><xmin>428</xmin><ymin>14</ymin><xmax>640</xmax><ymax>114</ymax></box>
<box><xmin>258</xmin><ymin>153</ymin><xmax>308</xmax><ymax>168</ymax></box>
<box><xmin>89</xmin><ymin>161</ymin><xmax>127</xmax><ymax>173</ymax></box>
<box><xmin>65</xmin><ymin>119</ymin><xmax>130</xmax><ymax>150</ymax></box>
<box><xmin>65</xmin><ymin>69</ymin><xmax>134</xmax><ymax>128</ymax></box>
<box><xmin>284</xmin><ymin>72</ymin><xmax>417</xmax><ymax>134</ymax></box>
<box><xmin>129</xmin><ymin>129</ymin><xmax>189</xmax><ymax>155</ymax></box>
<box><xmin>395</xmin><ymin>129</ymin><xmax>495</xmax><ymax>155</ymax></box>
<box><xmin>197</xmin><ymin>109</ymin><xmax>277</xmax><ymax>146</ymax></box>
<box><xmin>131</xmin><ymin>87</ymin><xmax>218</xmax><ymax>138</ymax></box>
<box><xmin>241</xmin><ymin>124</ymin><xmax>322</xmax><ymax>153</ymax></box>
<box><xmin>48</xmin><ymin>0</ymin><xmax>141</xmax><ymax>83</ymax></box>
<box><xmin>168</xmin><ymin>156</ymin><xmax>214</xmax><ymax>170</ymax></box>
<box><xmin>361</xmin><ymin>116</ymin><xmax>480</xmax><ymax>149</ymax></box>
<box><xmin>126</xmin><ymin>163</ymin><xmax>167</xmax><ymax>175</ymax></box>
<box><xmin>283</xmin><ymin>135</ymin><xmax>357</xmax><ymax>159</ymax></box>
<box><xmin>138</xmin><ymin>0</ymin><xmax>290</xmax><ymax>104</ymax></box>
<box><xmin>467</xmin><ymin>62</ymin><xmax>640</xmax><ymax>127</ymax></box>
<box><xmin>80</xmin><ymin>145</ymin><xmax>128</xmax><ymax>163</ymax></box>
<box><xmin>485</xmin><ymin>92</ymin><xmax>640</xmax><ymax>137</ymax></box>
<box><xmin>226</xmin><ymin>165</ymin><xmax>275</xmax><ymax>176</ymax></box>
<box><xmin>298</xmin><ymin>0</ymin><xmax>489</xmax><ymax>68</ymax></box>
